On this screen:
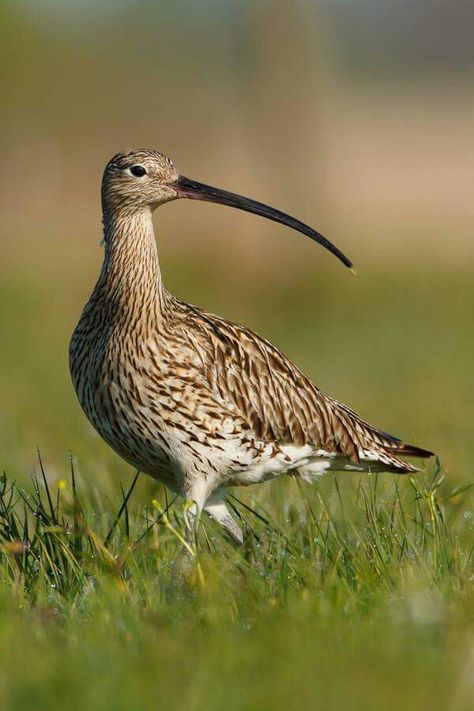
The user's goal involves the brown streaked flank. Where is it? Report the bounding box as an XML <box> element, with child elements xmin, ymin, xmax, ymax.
<box><xmin>69</xmin><ymin>148</ymin><xmax>433</xmax><ymax>545</ymax></box>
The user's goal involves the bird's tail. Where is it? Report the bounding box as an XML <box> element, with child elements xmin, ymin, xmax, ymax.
<box><xmin>368</xmin><ymin>435</ymin><xmax>434</xmax><ymax>473</ymax></box>
<box><xmin>330</xmin><ymin>399</ymin><xmax>434</xmax><ymax>474</ymax></box>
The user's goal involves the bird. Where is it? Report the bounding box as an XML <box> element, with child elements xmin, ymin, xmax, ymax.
<box><xmin>70</xmin><ymin>149</ymin><xmax>433</xmax><ymax>545</ymax></box>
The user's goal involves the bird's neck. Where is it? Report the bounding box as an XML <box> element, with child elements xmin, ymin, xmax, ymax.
<box><xmin>98</xmin><ymin>208</ymin><xmax>169</xmax><ymax>324</ymax></box>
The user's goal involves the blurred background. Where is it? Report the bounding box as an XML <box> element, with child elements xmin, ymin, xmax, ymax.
<box><xmin>0</xmin><ymin>0</ymin><xmax>472</xmax><ymax>485</ymax></box>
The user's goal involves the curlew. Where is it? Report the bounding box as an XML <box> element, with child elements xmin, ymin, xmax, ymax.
<box><xmin>70</xmin><ymin>149</ymin><xmax>433</xmax><ymax>545</ymax></box>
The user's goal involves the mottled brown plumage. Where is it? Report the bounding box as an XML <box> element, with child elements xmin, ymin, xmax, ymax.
<box><xmin>70</xmin><ymin>149</ymin><xmax>433</xmax><ymax>544</ymax></box>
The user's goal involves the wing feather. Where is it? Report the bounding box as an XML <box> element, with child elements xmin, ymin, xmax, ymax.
<box><xmin>181</xmin><ymin>304</ymin><xmax>432</xmax><ymax>473</ymax></box>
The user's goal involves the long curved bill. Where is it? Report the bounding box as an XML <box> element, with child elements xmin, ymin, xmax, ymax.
<box><xmin>171</xmin><ymin>174</ymin><xmax>353</xmax><ymax>270</ymax></box>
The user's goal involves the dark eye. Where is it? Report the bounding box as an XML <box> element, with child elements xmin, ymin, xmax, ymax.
<box><xmin>130</xmin><ymin>165</ymin><xmax>146</xmax><ymax>177</ymax></box>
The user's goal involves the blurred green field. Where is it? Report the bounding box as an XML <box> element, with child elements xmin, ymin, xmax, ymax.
<box><xmin>1</xmin><ymin>1</ymin><xmax>474</xmax><ymax>708</ymax></box>
<box><xmin>0</xmin><ymin>464</ymin><xmax>471</xmax><ymax>711</ymax></box>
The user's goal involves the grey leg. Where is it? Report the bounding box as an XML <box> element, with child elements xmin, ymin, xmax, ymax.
<box><xmin>171</xmin><ymin>498</ymin><xmax>200</xmax><ymax>583</ymax></box>
<box><xmin>182</xmin><ymin>499</ymin><xmax>201</xmax><ymax>552</ymax></box>
<box><xmin>204</xmin><ymin>490</ymin><xmax>243</xmax><ymax>546</ymax></box>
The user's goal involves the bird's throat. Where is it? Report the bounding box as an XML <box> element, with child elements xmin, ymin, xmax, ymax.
<box><xmin>98</xmin><ymin>208</ymin><xmax>168</xmax><ymax>326</ymax></box>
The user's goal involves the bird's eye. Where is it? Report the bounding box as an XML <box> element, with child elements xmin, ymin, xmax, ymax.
<box><xmin>129</xmin><ymin>165</ymin><xmax>147</xmax><ymax>177</ymax></box>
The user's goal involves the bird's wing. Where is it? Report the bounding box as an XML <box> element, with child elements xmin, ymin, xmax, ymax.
<box><xmin>185</xmin><ymin>305</ymin><xmax>432</xmax><ymax>472</ymax></box>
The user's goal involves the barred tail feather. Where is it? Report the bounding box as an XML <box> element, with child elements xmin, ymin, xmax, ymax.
<box><xmin>329</xmin><ymin>398</ymin><xmax>434</xmax><ymax>474</ymax></box>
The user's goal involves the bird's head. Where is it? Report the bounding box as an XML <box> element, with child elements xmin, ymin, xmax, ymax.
<box><xmin>102</xmin><ymin>149</ymin><xmax>179</xmax><ymax>212</ymax></box>
<box><xmin>102</xmin><ymin>148</ymin><xmax>354</xmax><ymax>270</ymax></box>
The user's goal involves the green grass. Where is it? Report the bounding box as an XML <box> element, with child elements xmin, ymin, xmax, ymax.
<box><xmin>0</xmin><ymin>261</ymin><xmax>473</xmax><ymax>709</ymax></box>
<box><xmin>0</xmin><ymin>456</ymin><xmax>472</xmax><ymax>710</ymax></box>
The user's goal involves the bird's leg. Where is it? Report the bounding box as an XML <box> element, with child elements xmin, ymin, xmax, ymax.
<box><xmin>180</xmin><ymin>478</ymin><xmax>210</xmax><ymax>554</ymax></box>
<box><xmin>204</xmin><ymin>490</ymin><xmax>243</xmax><ymax>546</ymax></box>
<box><xmin>171</xmin><ymin>497</ymin><xmax>202</xmax><ymax>584</ymax></box>
<box><xmin>183</xmin><ymin>499</ymin><xmax>201</xmax><ymax>553</ymax></box>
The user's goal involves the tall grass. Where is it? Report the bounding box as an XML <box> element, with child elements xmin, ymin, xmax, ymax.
<box><xmin>0</xmin><ymin>453</ymin><xmax>470</xmax><ymax>608</ymax></box>
<box><xmin>0</xmin><ymin>455</ymin><xmax>472</xmax><ymax>709</ymax></box>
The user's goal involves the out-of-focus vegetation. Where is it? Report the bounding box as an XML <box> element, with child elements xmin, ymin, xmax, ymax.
<box><xmin>0</xmin><ymin>461</ymin><xmax>472</xmax><ymax>711</ymax></box>
<box><xmin>0</xmin><ymin>1</ymin><xmax>473</xmax><ymax>709</ymax></box>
